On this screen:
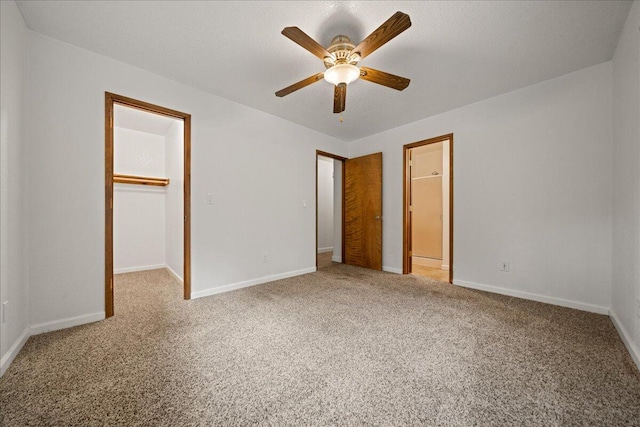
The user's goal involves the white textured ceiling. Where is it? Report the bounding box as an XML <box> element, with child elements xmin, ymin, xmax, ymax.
<box><xmin>17</xmin><ymin>1</ymin><xmax>632</xmax><ymax>141</ymax></box>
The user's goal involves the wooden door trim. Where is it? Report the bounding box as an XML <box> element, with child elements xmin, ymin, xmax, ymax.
<box><xmin>105</xmin><ymin>92</ymin><xmax>192</xmax><ymax>318</ymax></box>
<box><xmin>316</xmin><ymin>150</ymin><xmax>347</xmax><ymax>268</ymax></box>
<box><xmin>403</xmin><ymin>134</ymin><xmax>453</xmax><ymax>283</ymax></box>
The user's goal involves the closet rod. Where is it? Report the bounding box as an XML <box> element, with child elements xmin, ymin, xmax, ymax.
<box><xmin>113</xmin><ymin>174</ymin><xmax>169</xmax><ymax>187</ymax></box>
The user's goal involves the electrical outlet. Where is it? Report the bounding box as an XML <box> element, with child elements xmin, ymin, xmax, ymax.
<box><xmin>263</xmin><ymin>254</ymin><xmax>268</xmax><ymax>264</ymax></box>
<box><xmin>2</xmin><ymin>301</ymin><xmax>8</xmax><ymax>323</ymax></box>
<box><xmin>206</xmin><ymin>193</ymin><xmax>214</xmax><ymax>204</ymax></box>
<box><xmin>500</xmin><ymin>261</ymin><xmax>510</xmax><ymax>272</ymax></box>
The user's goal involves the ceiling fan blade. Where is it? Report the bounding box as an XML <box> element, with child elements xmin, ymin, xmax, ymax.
<box><xmin>350</xmin><ymin>11</ymin><xmax>411</xmax><ymax>60</ymax></box>
<box><xmin>333</xmin><ymin>83</ymin><xmax>346</xmax><ymax>113</ymax></box>
<box><xmin>359</xmin><ymin>66</ymin><xmax>410</xmax><ymax>91</ymax></box>
<box><xmin>281</xmin><ymin>27</ymin><xmax>333</xmax><ymax>61</ymax></box>
<box><xmin>275</xmin><ymin>72</ymin><xmax>325</xmax><ymax>97</ymax></box>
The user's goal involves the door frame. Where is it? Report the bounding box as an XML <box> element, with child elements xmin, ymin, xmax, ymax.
<box><xmin>105</xmin><ymin>92</ymin><xmax>192</xmax><ymax>317</ymax></box>
<box><xmin>403</xmin><ymin>133</ymin><xmax>453</xmax><ymax>283</ymax></box>
<box><xmin>316</xmin><ymin>150</ymin><xmax>347</xmax><ymax>268</ymax></box>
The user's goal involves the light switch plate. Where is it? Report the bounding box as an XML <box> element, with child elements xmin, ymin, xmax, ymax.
<box><xmin>2</xmin><ymin>301</ymin><xmax>8</xmax><ymax>323</ymax></box>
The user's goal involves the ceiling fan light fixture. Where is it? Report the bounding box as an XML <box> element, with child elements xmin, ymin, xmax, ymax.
<box><xmin>324</xmin><ymin>64</ymin><xmax>360</xmax><ymax>86</ymax></box>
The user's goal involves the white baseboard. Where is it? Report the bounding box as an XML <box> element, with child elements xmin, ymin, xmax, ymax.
<box><xmin>30</xmin><ymin>312</ymin><xmax>105</xmax><ymax>336</ymax></box>
<box><xmin>331</xmin><ymin>255</ymin><xmax>342</xmax><ymax>263</ymax></box>
<box><xmin>609</xmin><ymin>309</ymin><xmax>640</xmax><ymax>372</ymax></box>
<box><xmin>165</xmin><ymin>265</ymin><xmax>183</xmax><ymax>283</ymax></box>
<box><xmin>0</xmin><ymin>326</ymin><xmax>30</xmax><ymax>377</ymax></box>
<box><xmin>453</xmin><ymin>279</ymin><xmax>609</xmax><ymax>315</ymax></box>
<box><xmin>317</xmin><ymin>247</ymin><xmax>333</xmax><ymax>254</ymax></box>
<box><xmin>383</xmin><ymin>266</ymin><xmax>403</xmax><ymax>274</ymax></box>
<box><xmin>114</xmin><ymin>264</ymin><xmax>166</xmax><ymax>274</ymax></box>
<box><xmin>191</xmin><ymin>267</ymin><xmax>317</xmax><ymax>300</ymax></box>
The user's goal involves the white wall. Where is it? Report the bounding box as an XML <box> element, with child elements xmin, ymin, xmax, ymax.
<box><xmin>332</xmin><ymin>159</ymin><xmax>343</xmax><ymax>263</ymax></box>
<box><xmin>24</xmin><ymin>29</ymin><xmax>347</xmax><ymax>327</ymax></box>
<box><xmin>113</xmin><ymin>127</ymin><xmax>167</xmax><ymax>273</ymax></box>
<box><xmin>349</xmin><ymin>62</ymin><xmax>613</xmax><ymax>314</ymax></box>
<box><xmin>317</xmin><ymin>157</ymin><xmax>333</xmax><ymax>252</ymax></box>
<box><xmin>0</xmin><ymin>0</ymin><xmax>29</xmax><ymax>375</ymax></box>
<box><xmin>165</xmin><ymin>120</ymin><xmax>184</xmax><ymax>281</ymax></box>
<box><xmin>114</xmin><ymin>127</ymin><xmax>166</xmax><ymax>177</ymax></box>
<box><xmin>611</xmin><ymin>0</ymin><xmax>640</xmax><ymax>369</ymax></box>
<box><xmin>114</xmin><ymin>186</ymin><xmax>166</xmax><ymax>273</ymax></box>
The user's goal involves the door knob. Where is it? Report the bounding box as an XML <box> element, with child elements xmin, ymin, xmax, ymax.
<box><xmin>374</xmin><ymin>216</ymin><xmax>381</xmax><ymax>220</ymax></box>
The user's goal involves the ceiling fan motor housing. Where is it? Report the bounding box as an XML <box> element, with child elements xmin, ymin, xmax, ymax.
<box><xmin>324</xmin><ymin>35</ymin><xmax>360</xmax><ymax>68</ymax></box>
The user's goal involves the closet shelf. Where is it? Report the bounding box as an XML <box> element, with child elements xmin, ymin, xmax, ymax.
<box><xmin>113</xmin><ymin>174</ymin><xmax>169</xmax><ymax>187</ymax></box>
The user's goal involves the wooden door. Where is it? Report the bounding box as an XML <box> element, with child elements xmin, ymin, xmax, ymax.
<box><xmin>344</xmin><ymin>152</ymin><xmax>382</xmax><ymax>270</ymax></box>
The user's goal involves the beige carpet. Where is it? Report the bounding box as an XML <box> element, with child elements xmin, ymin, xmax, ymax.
<box><xmin>1</xmin><ymin>266</ymin><xmax>639</xmax><ymax>425</ymax></box>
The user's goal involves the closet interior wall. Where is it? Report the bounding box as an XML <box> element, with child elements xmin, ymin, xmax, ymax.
<box><xmin>113</xmin><ymin>105</ymin><xmax>183</xmax><ymax>279</ymax></box>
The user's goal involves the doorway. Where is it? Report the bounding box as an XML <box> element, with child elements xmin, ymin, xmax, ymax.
<box><xmin>316</xmin><ymin>151</ymin><xmax>383</xmax><ymax>271</ymax></box>
<box><xmin>403</xmin><ymin>134</ymin><xmax>453</xmax><ymax>283</ymax></box>
<box><xmin>105</xmin><ymin>93</ymin><xmax>191</xmax><ymax>317</ymax></box>
<box><xmin>316</xmin><ymin>150</ymin><xmax>346</xmax><ymax>269</ymax></box>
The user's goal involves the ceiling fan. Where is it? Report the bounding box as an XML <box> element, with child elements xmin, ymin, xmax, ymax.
<box><xmin>275</xmin><ymin>11</ymin><xmax>412</xmax><ymax>114</ymax></box>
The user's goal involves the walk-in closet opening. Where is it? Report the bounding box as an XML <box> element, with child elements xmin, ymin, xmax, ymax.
<box><xmin>105</xmin><ymin>93</ymin><xmax>191</xmax><ymax>317</ymax></box>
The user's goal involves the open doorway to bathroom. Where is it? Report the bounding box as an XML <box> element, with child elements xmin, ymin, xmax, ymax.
<box><xmin>403</xmin><ymin>134</ymin><xmax>453</xmax><ymax>283</ymax></box>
